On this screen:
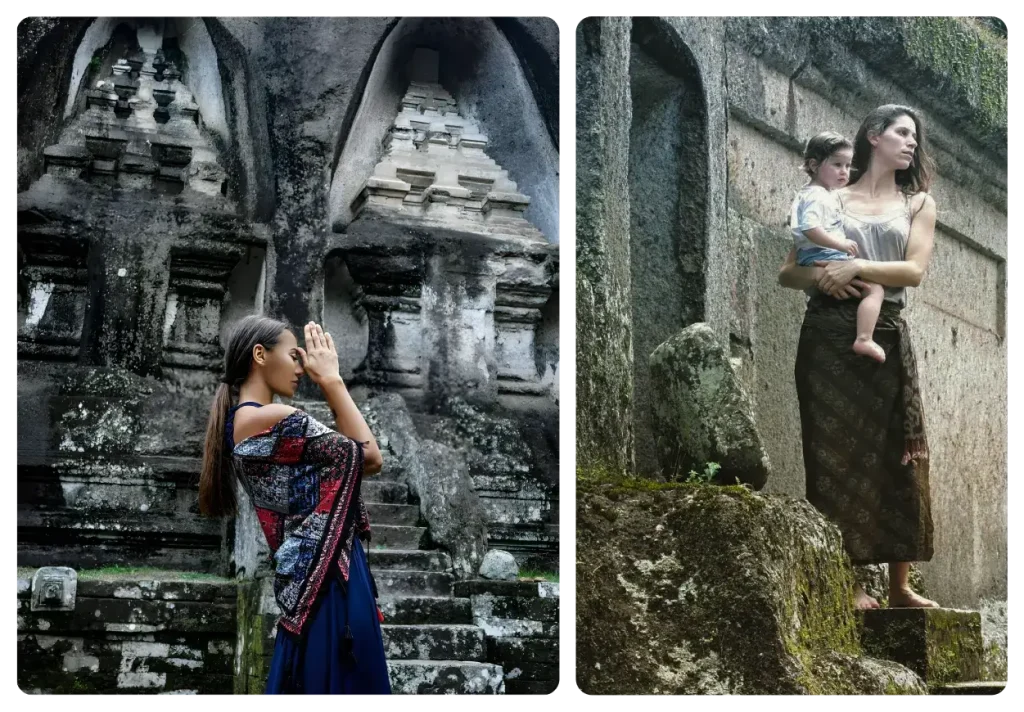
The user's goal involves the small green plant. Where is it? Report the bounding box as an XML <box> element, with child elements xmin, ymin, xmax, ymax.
<box><xmin>87</xmin><ymin>50</ymin><xmax>103</xmax><ymax>73</ymax></box>
<box><xmin>685</xmin><ymin>461</ymin><xmax>721</xmax><ymax>484</ymax></box>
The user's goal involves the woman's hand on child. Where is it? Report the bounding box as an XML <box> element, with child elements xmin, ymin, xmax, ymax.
<box><xmin>814</xmin><ymin>260</ymin><xmax>865</xmax><ymax>299</ymax></box>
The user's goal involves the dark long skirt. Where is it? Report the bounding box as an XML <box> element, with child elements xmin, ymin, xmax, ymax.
<box><xmin>794</xmin><ymin>297</ymin><xmax>933</xmax><ymax>564</ymax></box>
<box><xmin>265</xmin><ymin>539</ymin><xmax>391</xmax><ymax>694</ymax></box>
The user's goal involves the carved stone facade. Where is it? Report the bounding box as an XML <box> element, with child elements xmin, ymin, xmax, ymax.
<box><xmin>18</xmin><ymin>16</ymin><xmax>558</xmax><ymax>694</ymax></box>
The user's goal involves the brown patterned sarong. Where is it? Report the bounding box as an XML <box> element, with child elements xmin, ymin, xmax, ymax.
<box><xmin>795</xmin><ymin>296</ymin><xmax>933</xmax><ymax>564</ymax></box>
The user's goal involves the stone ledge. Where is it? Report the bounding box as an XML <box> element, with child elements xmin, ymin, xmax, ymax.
<box><xmin>860</xmin><ymin>608</ymin><xmax>983</xmax><ymax>684</ymax></box>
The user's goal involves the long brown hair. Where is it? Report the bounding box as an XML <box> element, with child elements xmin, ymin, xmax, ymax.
<box><xmin>199</xmin><ymin>314</ymin><xmax>291</xmax><ymax>517</ymax></box>
<box><xmin>849</xmin><ymin>104</ymin><xmax>934</xmax><ymax>195</ymax></box>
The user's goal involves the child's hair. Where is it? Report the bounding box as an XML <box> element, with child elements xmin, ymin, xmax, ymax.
<box><xmin>802</xmin><ymin>131</ymin><xmax>853</xmax><ymax>177</ymax></box>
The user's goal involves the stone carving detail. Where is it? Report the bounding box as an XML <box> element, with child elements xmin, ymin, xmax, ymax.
<box><xmin>345</xmin><ymin>251</ymin><xmax>426</xmax><ymax>391</ymax></box>
<box><xmin>354</xmin><ymin>78</ymin><xmax>543</xmax><ymax>242</ymax></box>
<box><xmin>30</xmin><ymin>567</ymin><xmax>77</xmax><ymax>612</ymax></box>
<box><xmin>17</xmin><ymin>233</ymin><xmax>90</xmax><ymax>362</ymax></box>
<box><xmin>161</xmin><ymin>250</ymin><xmax>239</xmax><ymax>372</ymax></box>
<box><xmin>495</xmin><ymin>264</ymin><xmax>552</xmax><ymax>396</ymax></box>
<box><xmin>43</xmin><ymin>23</ymin><xmax>225</xmax><ymax>196</ymax></box>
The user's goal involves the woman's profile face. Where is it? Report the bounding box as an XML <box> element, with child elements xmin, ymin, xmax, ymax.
<box><xmin>870</xmin><ymin>113</ymin><xmax>918</xmax><ymax>171</ymax></box>
<box><xmin>257</xmin><ymin>329</ymin><xmax>304</xmax><ymax>398</ymax></box>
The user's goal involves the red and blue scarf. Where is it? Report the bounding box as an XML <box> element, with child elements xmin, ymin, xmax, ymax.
<box><xmin>232</xmin><ymin>409</ymin><xmax>373</xmax><ymax>637</ymax></box>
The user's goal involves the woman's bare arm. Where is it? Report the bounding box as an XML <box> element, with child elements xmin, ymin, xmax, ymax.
<box><xmin>778</xmin><ymin>247</ymin><xmax>820</xmax><ymax>289</ymax></box>
<box><xmin>320</xmin><ymin>376</ymin><xmax>383</xmax><ymax>474</ymax></box>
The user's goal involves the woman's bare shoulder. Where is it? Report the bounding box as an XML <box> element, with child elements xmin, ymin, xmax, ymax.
<box><xmin>910</xmin><ymin>191</ymin><xmax>935</xmax><ymax>214</ymax></box>
<box><xmin>233</xmin><ymin>404</ymin><xmax>298</xmax><ymax>442</ymax></box>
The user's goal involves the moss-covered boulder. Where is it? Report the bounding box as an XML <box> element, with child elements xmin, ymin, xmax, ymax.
<box><xmin>648</xmin><ymin>323</ymin><xmax>770</xmax><ymax>489</ymax></box>
<box><xmin>576</xmin><ymin>480</ymin><xmax>926</xmax><ymax>694</ymax></box>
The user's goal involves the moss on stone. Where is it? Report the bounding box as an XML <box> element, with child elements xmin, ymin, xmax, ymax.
<box><xmin>982</xmin><ymin>640</ymin><xmax>1007</xmax><ymax>681</ymax></box>
<box><xmin>861</xmin><ymin>608</ymin><xmax>983</xmax><ymax>685</ymax></box>
<box><xmin>234</xmin><ymin>578</ymin><xmax>267</xmax><ymax>694</ymax></box>
<box><xmin>577</xmin><ymin>484</ymin><xmax>925</xmax><ymax>694</ymax></box>
<box><xmin>903</xmin><ymin>17</ymin><xmax>1007</xmax><ymax>138</ymax></box>
<box><xmin>926</xmin><ymin>610</ymin><xmax>983</xmax><ymax>684</ymax></box>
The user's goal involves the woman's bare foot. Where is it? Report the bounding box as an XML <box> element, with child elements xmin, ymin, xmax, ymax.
<box><xmin>854</xmin><ymin>584</ymin><xmax>880</xmax><ymax>610</ymax></box>
<box><xmin>889</xmin><ymin>588</ymin><xmax>940</xmax><ymax>608</ymax></box>
<box><xmin>853</xmin><ymin>336</ymin><xmax>886</xmax><ymax>363</ymax></box>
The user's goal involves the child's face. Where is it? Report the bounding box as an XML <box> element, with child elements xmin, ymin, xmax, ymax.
<box><xmin>815</xmin><ymin>147</ymin><xmax>853</xmax><ymax>189</ymax></box>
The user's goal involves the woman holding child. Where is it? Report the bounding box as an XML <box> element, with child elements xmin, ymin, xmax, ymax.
<box><xmin>779</xmin><ymin>104</ymin><xmax>939</xmax><ymax>610</ymax></box>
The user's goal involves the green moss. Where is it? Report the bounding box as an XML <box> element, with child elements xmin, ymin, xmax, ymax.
<box><xmin>578</xmin><ymin>466</ymin><xmax>759</xmax><ymax>502</ymax></box>
<box><xmin>926</xmin><ymin>610</ymin><xmax>983</xmax><ymax>684</ymax></box>
<box><xmin>235</xmin><ymin>578</ymin><xmax>277</xmax><ymax>694</ymax></box>
<box><xmin>903</xmin><ymin>17</ymin><xmax>1007</xmax><ymax>137</ymax></box>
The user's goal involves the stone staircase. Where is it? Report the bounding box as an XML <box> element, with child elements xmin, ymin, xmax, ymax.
<box><xmin>860</xmin><ymin>608</ymin><xmax>1006</xmax><ymax>695</ymax></box>
<box><xmin>362</xmin><ymin>478</ymin><xmax>505</xmax><ymax>694</ymax></box>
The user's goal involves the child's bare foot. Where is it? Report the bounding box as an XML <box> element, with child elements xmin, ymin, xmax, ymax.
<box><xmin>888</xmin><ymin>588</ymin><xmax>940</xmax><ymax>608</ymax></box>
<box><xmin>853</xmin><ymin>337</ymin><xmax>886</xmax><ymax>363</ymax></box>
<box><xmin>854</xmin><ymin>585</ymin><xmax>880</xmax><ymax>610</ymax></box>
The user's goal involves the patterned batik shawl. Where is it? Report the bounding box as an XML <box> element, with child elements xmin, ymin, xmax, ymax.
<box><xmin>232</xmin><ymin>410</ymin><xmax>371</xmax><ymax>637</ymax></box>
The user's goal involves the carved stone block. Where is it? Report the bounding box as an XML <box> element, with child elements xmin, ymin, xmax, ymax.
<box><xmin>30</xmin><ymin>567</ymin><xmax>77</xmax><ymax>612</ymax></box>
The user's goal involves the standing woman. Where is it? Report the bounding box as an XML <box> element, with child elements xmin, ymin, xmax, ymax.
<box><xmin>779</xmin><ymin>105</ymin><xmax>939</xmax><ymax>610</ymax></box>
<box><xmin>199</xmin><ymin>314</ymin><xmax>391</xmax><ymax>693</ymax></box>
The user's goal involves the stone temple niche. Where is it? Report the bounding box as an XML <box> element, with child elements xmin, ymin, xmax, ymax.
<box><xmin>535</xmin><ymin>287</ymin><xmax>560</xmax><ymax>401</ymax></box>
<box><xmin>338</xmin><ymin>41</ymin><xmax>557</xmax><ymax>405</ymax></box>
<box><xmin>321</xmin><ymin>254</ymin><xmax>369</xmax><ymax>382</ymax></box>
<box><xmin>17</xmin><ymin>233</ymin><xmax>90</xmax><ymax>362</ymax></box>
<box><xmin>221</xmin><ymin>246</ymin><xmax>268</xmax><ymax>344</ymax></box>
<box><xmin>628</xmin><ymin>19</ymin><xmax>709</xmax><ymax>475</ymax></box>
<box><xmin>324</xmin><ymin>23</ymin><xmax>559</xmax><ymax>578</ymax></box>
<box><xmin>162</xmin><ymin>246</ymin><xmax>267</xmax><ymax>384</ymax></box>
<box><xmin>44</xmin><ymin>19</ymin><xmax>227</xmax><ymax>197</ymax></box>
<box><xmin>353</xmin><ymin>49</ymin><xmax>543</xmax><ymax>242</ymax></box>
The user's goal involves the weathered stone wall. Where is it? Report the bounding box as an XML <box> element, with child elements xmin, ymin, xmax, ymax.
<box><xmin>18</xmin><ymin>569</ymin><xmax>236</xmax><ymax>694</ymax></box>
<box><xmin>575</xmin><ymin>18</ymin><xmax>634</xmax><ymax>476</ymax></box>
<box><xmin>575</xmin><ymin>16</ymin><xmax>1006</xmax><ymax>609</ymax></box>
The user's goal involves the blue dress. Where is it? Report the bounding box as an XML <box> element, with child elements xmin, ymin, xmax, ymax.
<box><xmin>227</xmin><ymin>402</ymin><xmax>392</xmax><ymax>695</ymax></box>
<box><xmin>264</xmin><ymin>538</ymin><xmax>391</xmax><ymax>694</ymax></box>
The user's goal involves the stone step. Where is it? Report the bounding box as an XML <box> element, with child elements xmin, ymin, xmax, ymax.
<box><xmin>374</xmin><ymin>569</ymin><xmax>453</xmax><ymax>597</ymax></box>
<box><xmin>371</xmin><ymin>524</ymin><xmax>429</xmax><ymax>550</ymax></box>
<box><xmin>860</xmin><ymin>608</ymin><xmax>983</xmax><ymax>684</ymax></box>
<box><xmin>377</xmin><ymin>596</ymin><xmax>473</xmax><ymax>625</ymax></box>
<box><xmin>362</xmin><ymin>480</ymin><xmax>413</xmax><ymax>504</ymax></box>
<box><xmin>487</xmin><ymin>636</ymin><xmax>560</xmax><ymax>664</ymax></box>
<box><xmin>383</xmin><ymin>624</ymin><xmax>486</xmax><ymax>661</ymax></box>
<box><xmin>18</xmin><ymin>508</ymin><xmax>221</xmax><ymax>537</ymax></box>
<box><xmin>367</xmin><ymin>503</ymin><xmax>421</xmax><ymax>526</ymax></box>
<box><xmin>18</xmin><ymin>509</ymin><xmax>222</xmax><ymax>571</ymax></box>
<box><xmin>387</xmin><ymin>660</ymin><xmax>504</xmax><ymax>694</ymax></box>
<box><xmin>368</xmin><ymin>549</ymin><xmax>451</xmax><ymax>572</ymax></box>
<box><xmin>930</xmin><ymin>681</ymin><xmax>1006</xmax><ymax>695</ymax></box>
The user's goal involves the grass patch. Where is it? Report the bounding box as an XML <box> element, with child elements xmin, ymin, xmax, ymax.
<box><xmin>16</xmin><ymin>565</ymin><xmax>224</xmax><ymax>581</ymax></box>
